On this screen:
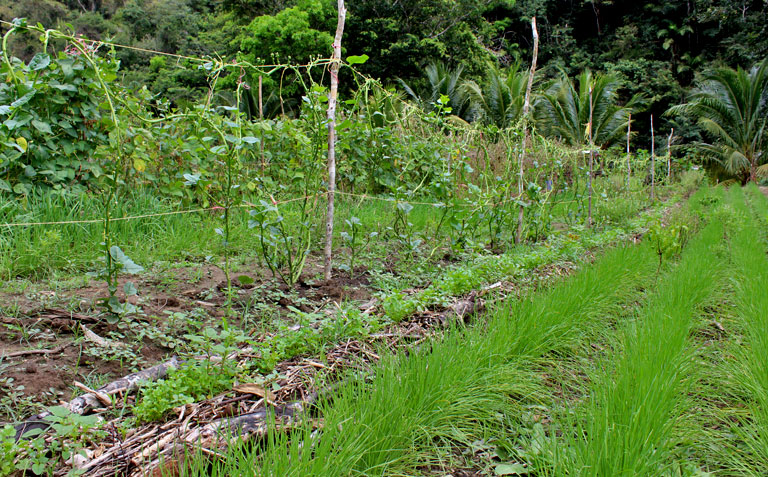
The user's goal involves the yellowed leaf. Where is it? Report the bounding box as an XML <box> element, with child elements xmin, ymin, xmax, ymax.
<box><xmin>133</xmin><ymin>158</ymin><xmax>146</xmax><ymax>172</ymax></box>
<box><xmin>15</xmin><ymin>137</ymin><xmax>27</xmax><ymax>152</ymax></box>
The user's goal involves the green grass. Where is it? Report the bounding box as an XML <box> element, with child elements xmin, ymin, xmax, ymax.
<box><xmin>544</xmin><ymin>190</ymin><xmax>727</xmax><ymax>476</ymax></box>
<box><xmin>723</xmin><ymin>185</ymin><xmax>768</xmax><ymax>473</ymax></box>
<box><xmin>0</xmin><ymin>179</ymin><xmax>668</xmax><ymax>281</ymax></box>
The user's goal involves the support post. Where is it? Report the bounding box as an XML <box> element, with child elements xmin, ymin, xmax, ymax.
<box><xmin>587</xmin><ymin>85</ymin><xmax>594</xmax><ymax>228</ymax></box>
<box><xmin>323</xmin><ymin>0</ymin><xmax>346</xmax><ymax>280</ymax></box>
<box><xmin>650</xmin><ymin>115</ymin><xmax>656</xmax><ymax>201</ymax></box>
<box><xmin>626</xmin><ymin>112</ymin><xmax>631</xmax><ymax>191</ymax></box>
<box><xmin>666</xmin><ymin>128</ymin><xmax>674</xmax><ymax>180</ymax></box>
<box><xmin>259</xmin><ymin>75</ymin><xmax>265</xmax><ymax>170</ymax></box>
<box><xmin>515</xmin><ymin>17</ymin><xmax>539</xmax><ymax>245</ymax></box>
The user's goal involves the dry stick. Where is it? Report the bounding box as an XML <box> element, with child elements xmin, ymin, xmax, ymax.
<box><xmin>323</xmin><ymin>0</ymin><xmax>346</xmax><ymax>280</ymax></box>
<box><xmin>650</xmin><ymin>114</ymin><xmax>656</xmax><ymax>201</ymax></box>
<box><xmin>626</xmin><ymin>112</ymin><xmax>632</xmax><ymax>191</ymax></box>
<box><xmin>587</xmin><ymin>85</ymin><xmax>594</xmax><ymax>228</ymax></box>
<box><xmin>666</xmin><ymin>127</ymin><xmax>674</xmax><ymax>179</ymax></box>
<box><xmin>515</xmin><ymin>16</ymin><xmax>539</xmax><ymax>245</ymax></box>
<box><xmin>2</xmin><ymin>342</ymin><xmax>72</xmax><ymax>358</ymax></box>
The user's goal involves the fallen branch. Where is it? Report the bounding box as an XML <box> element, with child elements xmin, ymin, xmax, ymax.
<box><xmin>2</xmin><ymin>342</ymin><xmax>72</xmax><ymax>358</ymax></box>
<box><xmin>80</xmin><ymin>324</ymin><xmax>126</xmax><ymax>349</ymax></box>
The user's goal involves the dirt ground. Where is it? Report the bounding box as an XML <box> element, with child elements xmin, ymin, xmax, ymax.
<box><xmin>0</xmin><ymin>254</ymin><xmax>374</xmax><ymax>421</ymax></box>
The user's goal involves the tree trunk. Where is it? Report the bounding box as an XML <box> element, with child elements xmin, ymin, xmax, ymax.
<box><xmin>515</xmin><ymin>17</ymin><xmax>539</xmax><ymax>245</ymax></box>
<box><xmin>323</xmin><ymin>0</ymin><xmax>346</xmax><ymax>280</ymax></box>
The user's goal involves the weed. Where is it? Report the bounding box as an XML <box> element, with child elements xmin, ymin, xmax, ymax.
<box><xmin>133</xmin><ymin>360</ymin><xmax>238</xmax><ymax>422</ymax></box>
<box><xmin>1</xmin><ymin>405</ymin><xmax>104</xmax><ymax>476</ymax></box>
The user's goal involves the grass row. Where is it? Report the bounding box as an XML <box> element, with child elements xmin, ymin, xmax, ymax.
<box><xmin>547</xmin><ymin>190</ymin><xmax>727</xmax><ymax>475</ymax></box>
<box><xmin>725</xmin><ymin>185</ymin><xmax>768</xmax><ymax>473</ymax></box>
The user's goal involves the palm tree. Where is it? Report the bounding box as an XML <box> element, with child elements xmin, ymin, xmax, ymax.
<box><xmin>667</xmin><ymin>59</ymin><xmax>768</xmax><ymax>183</ymax></box>
<box><xmin>464</xmin><ymin>63</ymin><xmax>529</xmax><ymax>129</ymax></box>
<box><xmin>535</xmin><ymin>69</ymin><xmax>638</xmax><ymax>148</ymax></box>
<box><xmin>398</xmin><ymin>62</ymin><xmax>474</xmax><ymax>121</ymax></box>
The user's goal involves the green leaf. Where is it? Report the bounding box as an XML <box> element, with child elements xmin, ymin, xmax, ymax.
<box><xmin>28</xmin><ymin>53</ymin><xmax>51</xmax><ymax>71</ymax></box>
<box><xmin>58</xmin><ymin>58</ymin><xmax>75</xmax><ymax>77</ymax></box>
<box><xmin>0</xmin><ymin>179</ymin><xmax>11</xmax><ymax>192</ymax></box>
<box><xmin>4</xmin><ymin>115</ymin><xmax>31</xmax><ymax>130</ymax></box>
<box><xmin>47</xmin><ymin>405</ymin><xmax>71</xmax><ymax>418</ymax></box>
<box><xmin>241</xmin><ymin>136</ymin><xmax>260</xmax><ymax>144</ymax></box>
<box><xmin>50</xmin><ymin>83</ymin><xmax>78</xmax><ymax>92</ymax></box>
<box><xmin>237</xmin><ymin>275</ymin><xmax>255</xmax><ymax>285</ymax></box>
<box><xmin>495</xmin><ymin>463</ymin><xmax>528</xmax><ymax>475</ymax></box>
<box><xmin>109</xmin><ymin>246</ymin><xmax>144</xmax><ymax>274</ymax></box>
<box><xmin>31</xmin><ymin>119</ymin><xmax>52</xmax><ymax>134</ymax></box>
<box><xmin>124</xmin><ymin>281</ymin><xmax>138</xmax><ymax>296</ymax></box>
<box><xmin>346</xmin><ymin>54</ymin><xmax>369</xmax><ymax>65</ymax></box>
<box><xmin>396</xmin><ymin>201</ymin><xmax>414</xmax><ymax>214</ymax></box>
<box><xmin>11</xmin><ymin>92</ymin><xmax>35</xmax><ymax>108</ymax></box>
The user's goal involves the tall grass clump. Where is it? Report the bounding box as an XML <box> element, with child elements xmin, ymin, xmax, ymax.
<box><xmin>174</xmin><ymin>237</ymin><xmax>657</xmax><ymax>476</ymax></box>
<box><xmin>553</xmin><ymin>206</ymin><xmax>727</xmax><ymax>475</ymax></box>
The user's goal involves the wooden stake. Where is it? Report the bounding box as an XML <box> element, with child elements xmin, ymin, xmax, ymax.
<box><xmin>650</xmin><ymin>114</ymin><xmax>655</xmax><ymax>201</ymax></box>
<box><xmin>259</xmin><ymin>75</ymin><xmax>265</xmax><ymax>170</ymax></box>
<box><xmin>666</xmin><ymin>128</ymin><xmax>674</xmax><ymax>179</ymax></box>
<box><xmin>587</xmin><ymin>85</ymin><xmax>594</xmax><ymax>228</ymax></box>
<box><xmin>258</xmin><ymin>76</ymin><xmax>263</xmax><ymax>119</ymax></box>
<box><xmin>323</xmin><ymin>0</ymin><xmax>346</xmax><ymax>280</ymax></box>
<box><xmin>626</xmin><ymin>112</ymin><xmax>631</xmax><ymax>191</ymax></box>
<box><xmin>515</xmin><ymin>17</ymin><xmax>539</xmax><ymax>245</ymax></box>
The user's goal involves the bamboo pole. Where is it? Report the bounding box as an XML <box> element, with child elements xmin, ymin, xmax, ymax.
<box><xmin>515</xmin><ymin>17</ymin><xmax>539</xmax><ymax>245</ymax></box>
<box><xmin>323</xmin><ymin>0</ymin><xmax>346</xmax><ymax>280</ymax></box>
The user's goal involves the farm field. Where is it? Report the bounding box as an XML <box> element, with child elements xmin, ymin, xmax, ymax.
<box><xmin>5</xmin><ymin>181</ymin><xmax>768</xmax><ymax>476</ymax></box>
<box><xmin>1</xmin><ymin>176</ymin><xmax>678</xmax><ymax>473</ymax></box>
<box><xmin>1</xmin><ymin>2</ymin><xmax>768</xmax><ymax>476</ymax></box>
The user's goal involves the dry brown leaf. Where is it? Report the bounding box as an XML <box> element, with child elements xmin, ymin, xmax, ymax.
<box><xmin>233</xmin><ymin>383</ymin><xmax>275</xmax><ymax>403</ymax></box>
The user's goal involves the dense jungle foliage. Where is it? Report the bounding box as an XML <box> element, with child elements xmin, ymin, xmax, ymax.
<box><xmin>0</xmin><ymin>0</ymin><xmax>767</xmax><ymax>193</ymax></box>
<box><xmin>2</xmin><ymin>1</ymin><xmax>767</xmax><ymax>128</ymax></box>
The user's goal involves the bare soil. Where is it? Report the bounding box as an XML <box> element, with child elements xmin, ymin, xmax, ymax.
<box><xmin>0</xmin><ymin>253</ymin><xmax>373</xmax><ymax>422</ymax></box>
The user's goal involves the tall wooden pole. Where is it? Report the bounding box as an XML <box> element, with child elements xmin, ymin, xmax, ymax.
<box><xmin>515</xmin><ymin>17</ymin><xmax>539</xmax><ymax>245</ymax></box>
<box><xmin>258</xmin><ymin>76</ymin><xmax>263</xmax><ymax>119</ymax></box>
<box><xmin>666</xmin><ymin>128</ymin><xmax>674</xmax><ymax>179</ymax></box>
<box><xmin>323</xmin><ymin>0</ymin><xmax>346</xmax><ymax>280</ymax></box>
<box><xmin>626</xmin><ymin>112</ymin><xmax>631</xmax><ymax>191</ymax></box>
<box><xmin>259</xmin><ymin>75</ymin><xmax>265</xmax><ymax>170</ymax></box>
<box><xmin>587</xmin><ymin>85</ymin><xmax>594</xmax><ymax>228</ymax></box>
<box><xmin>650</xmin><ymin>115</ymin><xmax>656</xmax><ymax>201</ymax></box>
